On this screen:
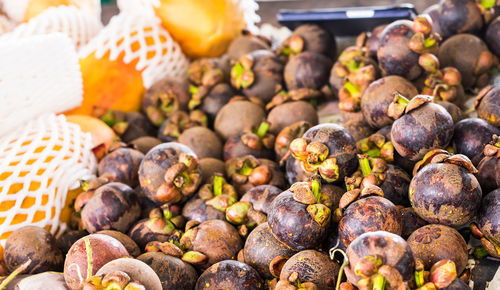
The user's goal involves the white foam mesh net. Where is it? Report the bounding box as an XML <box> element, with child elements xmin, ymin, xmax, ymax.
<box><xmin>1</xmin><ymin>0</ymin><xmax>101</xmax><ymax>23</ymax></box>
<box><xmin>0</xmin><ymin>5</ymin><xmax>102</xmax><ymax>50</ymax></box>
<box><xmin>79</xmin><ymin>11</ymin><xmax>189</xmax><ymax>88</ymax></box>
<box><xmin>0</xmin><ymin>114</ymin><xmax>96</xmax><ymax>245</ymax></box>
<box><xmin>0</xmin><ymin>33</ymin><xmax>83</xmax><ymax>137</ymax></box>
<box><xmin>116</xmin><ymin>0</ymin><xmax>261</xmax><ymax>34</ymax></box>
<box><xmin>0</xmin><ymin>15</ymin><xmax>14</xmax><ymax>35</ymax></box>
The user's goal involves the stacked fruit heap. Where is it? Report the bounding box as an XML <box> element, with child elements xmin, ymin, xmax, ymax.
<box><xmin>0</xmin><ymin>0</ymin><xmax>500</xmax><ymax>289</ymax></box>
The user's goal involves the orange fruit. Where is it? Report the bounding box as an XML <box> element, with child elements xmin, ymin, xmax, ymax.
<box><xmin>153</xmin><ymin>0</ymin><xmax>246</xmax><ymax>58</ymax></box>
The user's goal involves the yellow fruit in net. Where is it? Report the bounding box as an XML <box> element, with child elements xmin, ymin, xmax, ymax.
<box><xmin>0</xmin><ymin>114</ymin><xmax>96</xmax><ymax>256</ymax></box>
<box><xmin>153</xmin><ymin>0</ymin><xmax>246</xmax><ymax>58</ymax></box>
<box><xmin>23</xmin><ymin>0</ymin><xmax>97</xmax><ymax>22</ymax></box>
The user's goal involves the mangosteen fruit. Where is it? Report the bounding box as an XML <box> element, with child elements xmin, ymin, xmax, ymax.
<box><xmin>223</xmin><ymin>122</ymin><xmax>275</xmax><ymax>161</ymax></box>
<box><xmin>475</xmin><ymin>85</ymin><xmax>500</xmax><ymax>127</ymax></box>
<box><xmin>452</xmin><ymin>118</ymin><xmax>500</xmax><ymax>165</ymax></box>
<box><xmin>139</xmin><ymin>143</ymin><xmax>201</xmax><ymax>204</ymax></box>
<box><xmin>475</xmin><ymin>188</ymin><xmax>500</xmax><ymax>258</ymax></box>
<box><xmin>198</xmin><ymin>157</ymin><xmax>226</xmax><ymax>184</ymax></box>
<box><xmin>200</xmin><ymin>83</ymin><xmax>234</xmax><ymax>124</ymax></box>
<box><xmin>97</xmin><ymin>148</ymin><xmax>144</xmax><ymax>187</ymax></box>
<box><xmin>286</xmin><ymin>123</ymin><xmax>358</xmax><ymax>184</ymax></box>
<box><xmin>128</xmin><ymin>136</ymin><xmax>162</xmax><ymax>155</ymax></box>
<box><xmin>227</xmin><ymin>35</ymin><xmax>270</xmax><ymax>62</ymax></box>
<box><xmin>138</xmin><ymin>251</ymin><xmax>198</xmax><ymax>289</ymax></box>
<box><xmin>101</xmin><ymin>110</ymin><xmax>156</xmax><ymax>143</ymax></box>
<box><xmin>389</xmin><ymin>94</ymin><xmax>454</xmax><ymax>161</ymax></box>
<box><xmin>361</xmin><ymin>75</ymin><xmax>418</xmax><ymax>129</ymax></box>
<box><xmin>274</xmin><ymin>121</ymin><xmax>312</xmax><ymax>161</ymax></box>
<box><xmin>157</xmin><ymin>110</ymin><xmax>207</xmax><ymax>142</ymax></box>
<box><xmin>280</xmin><ymin>24</ymin><xmax>336</xmax><ymax>59</ymax></box>
<box><xmin>486</xmin><ymin>16</ymin><xmax>500</xmax><ymax>57</ymax></box>
<box><xmin>96</xmin><ymin>230</ymin><xmax>141</xmax><ymax>257</ymax></box>
<box><xmin>178</xmin><ymin>126</ymin><xmax>223</xmax><ymax>159</ymax></box>
<box><xmin>267</xmin><ymin>101</ymin><xmax>318</xmax><ymax>135</ymax></box>
<box><xmin>284</xmin><ymin>51</ymin><xmax>333</xmax><ymax>91</ymax></box>
<box><xmin>408</xmin><ymin>224</ymin><xmax>468</xmax><ymax>274</ymax></box>
<box><xmin>399</xmin><ymin>207</ymin><xmax>428</xmax><ymax>239</ymax></box>
<box><xmin>195</xmin><ymin>260</ymin><xmax>264</xmax><ymax>290</ymax></box>
<box><xmin>4</xmin><ymin>226</ymin><xmax>63</xmax><ymax>274</ymax></box>
<box><xmin>214</xmin><ymin>100</ymin><xmax>266</xmax><ymax>141</ymax></box>
<box><xmin>410</xmin><ymin>151</ymin><xmax>482</xmax><ymax>227</ymax></box>
<box><xmin>437</xmin><ymin>0</ymin><xmax>484</xmax><ymax>39</ymax></box>
<box><xmin>477</xmin><ymin>135</ymin><xmax>500</xmax><ymax>193</ymax></box>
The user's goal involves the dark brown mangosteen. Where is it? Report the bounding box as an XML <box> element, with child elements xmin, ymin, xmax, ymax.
<box><xmin>198</xmin><ymin>157</ymin><xmax>226</xmax><ymax>184</ymax></box>
<box><xmin>128</xmin><ymin>136</ymin><xmax>162</xmax><ymax>155</ymax></box>
<box><xmin>274</xmin><ymin>121</ymin><xmax>312</xmax><ymax>161</ymax></box>
<box><xmin>471</xmin><ymin>188</ymin><xmax>500</xmax><ymax>258</ymax></box>
<box><xmin>437</xmin><ymin>0</ymin><xmax>484</xmax><ymax>39</ymax></box>
<box><xmin>438</xmin><ymin>34</ymin><xmax>495</xmax><ymax>89</ymax></box>
<box><xmin>223</xmin><ymin>122</ymin><xmax>275</xmax><ymax>161</ymax></box>
<box><xmin>389</xmin><ymin>94</ymin><xmax>454</xmax><ymax>161</ymax></box>
<box><xmin>486</xmin><ymin>16</ymin><xmax>500</xmax><ymax>57</ymax></box>
<box><xmin>138</xmin><ymin>251</ymin><xmax>198</xmax><ymax>289</ymax></box>
<box><xmin>157</xmin><ymin>110</ymin><xmax>207</xmax><ymax>142</ymax></box>
<box><xmin>240</xmin><ymin>184</ymin><xmax>283</xmax><ymax>216</ymax></box>
<box><xmin>3</xmin><ymin>226</ymin><xmax>63</xmax><ymax>274</ymax></box>
<box><xmin>226</xmin><ymin>155</ymin><xmax>285</xmax><ymax>196</ymax></box>
<box><xmin>330</xmin><ymin>46</ymin><xmax>378</xmax><ymax>112</ymax></box>
<box><xmin>267</xmin><ymin>101</ymin><xmax>318</xmax><ymax>135</ymax></box>
<box><xmin>139</xmin><ymin>142</ymin><xmax>201</xmax><ymax>204</ymax></box>
<box><xmin>364</xmin><ymin>24</ymin><xmax>387</xmax><ymax>59</ymax></box>
<box><xmin>200</xmin><ymin>83</ymin><xmax>235</xmax><ymax>125</ymax></box>
<box><xmin>452</xmin><ymin>118</ymin><xmax>500</xmax><ymax>165</ymax></box>
<box><xmin>63</xmin><ymin>234</ymin><xmax>129</xmax><ymax>289</ymax></box>
<box><xmin>180</xmin><ymin>220</ymin><xmax>243</xmax><ymax>269</ymax></box>
<box><xmin>284</xmin><ymin>51</ymin><xmax>333</xmax><ymax>92</ymax></box>
<box><xmin>142</xmin><ymin>77</ymin><xmax>190</xmax><ymax>126</ymax></box>
<box><xmin>342</xmin><ymin>113</ymin><xmax>375</xmax><ymax>142</ymax></box>
<box><xmin>187</xmin><ymin>58</ymin><xmax>227</xmax><ymax>111</ymax></box>
<box><xmin>81</xmin><ymin>182</ymin><xmax>140</xmax><ymax>233</ymax></box>
<box><xmin>182</xmin><ymin>175</ymin><xmax>238</xmax><ymax>222</ymax></box>
<box><xmin>286</xmin><ymin>123</ymin><xmax>358</xmax><ymax>184</ymax></box>
<box><xmin>475</xmin><ymin>85</ymin><xmax>500</xmax><ymax>127</ymax></box>
<box><xmin>101</xmin><ymin>110</ymin><xmax>156</xmax><ymax>143</ymax></box>
<box><xmin>243</xmin><ymin>223</ymin><xmax>296</xmax><ymax>279</ymax></box>
<box><xmin>214</xmin><ymin>100</ymin><xmax>266</xmax><ymax>141</ymax></box>
<box><xmin>477</xmin><ymin>135</ymin><xmax>500</xmax><ymax>193</ymax></box>
<box><xmin>268</xmin><ymin>181</ymin><xmax>332</xmax><ymax>251</ymax></box>
<box><xmin>96</xmin><ymin>230</ymin><xmax>141</xmax><ymax>257</ymax></box>
<box><xmin>56</xmin><ymin>230</ymin><xmax>88</xmax><ymax>255</ymax></box>
<box><xmin>195</xmin><ymin>260</ymin><xmax>264</xmax><ymax>290</ymax></box>
<box><xmin>178</xmin><ymin>126</ymin><xmax>223</xmax><ymax>159</ymax></box>
<box><xmin>410</xmin><ymin>151</ymin><xmax>482</xmax><ymax>227</ymax></box>
<box><xmin>361</xmin><ymin>75</ymin><xmax>418</xmax><ymax>129</ymax></box>
<box><xmin>344</xmin><ymin>231</ymin><xmax>415</xmax><ymax>287</ymax></box>
<box><xmin>408</xmin><ymin>224</ymin><xmax>468</xmax><ymax>274</ymax></box>
<box><xmin>97</xmin><ymin>147</ymin><xmax>144</xmax><ymax>187</ymax></box>
<box><xmin>423</xmin><ymin>4</ymin><xmax>443</xmax><ymax>36</ymax></box>
<box><xmin>128</xmin><ymin>206</ymin><xmax>183</xmax><ymax>249</ymax></box>
<box><xmin>437</xmin><ymin>101</ymin><xmax>464</xmax><ymax>123</ymax></box>
<box><xmin>279</xmin><ymin>24</ymin><xmax>336</xmax><ymax>59</ymax></box>
<box><xmin>399</xmin><ymin>207</ymin><xmax>428</xmax><ymax>239</ymax></box>
<box><xmin>231</xmin><ymin>50</ymin><xmax>284</xmax><ymax>103</ymax></box>
<box><xmin>227</xmin><ymin>35</ymin><xmax>270</xmax><ymax>62</ymax></box>
<box><xmin>338</xmin><ymin>194</ymin><xmax>402</xmax><ymax>247</ymax></box>
<box><xmin>278</xmin><ymin>250</ymin><xmax>339</xmax><ymax>289</ymax></box>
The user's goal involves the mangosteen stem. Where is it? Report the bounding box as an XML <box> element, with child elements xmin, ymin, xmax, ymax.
<box><xmin>213</xmin><ymin>175</ymin><xmax>224</xmax><ymax>196</ymax></box>
<box><xmin>0</xmin><ymin>259</ymin><xmax>31</xmax><ymax>289</ymax></box>
<box><xmin>84</xmin><ymin>237</ymin><xmax>94</xmax><ymax>280</ymax></box>
<box><xmin>359</xmin><ymin>156</ymin><xmax>372</xmax><ymax>177</ymax></box>
<box><xmin>329</xmin><ymin>248</ymin><xmax>348</xmax><ymax>290</ymax></box>
<box><xmin>311</xmin><ymin>180</ymin><xmax>321</xmax><ymax>203</ymax></box>
<box><xmin>424</xmin><ymin>37</ymin><xmax>436</xmax><ymax>48</ymax></box>
<box><xmin>395</xmin><ymin>93</ymin><xmax>409</xmax><ymax>105</ymax></box>
<box><xmin>474</xmin><ymin>247</ymin><xmax>489</xmax><ymax>259</ymax></box>
<box><xmin>256</xmin><ymin>122</ymin><xmax>270</xmax><ymax>139</ymax></box>
<box><xmin>239</xmin><ymin>162</ymin><xmax>254</xmax><ymax>176</ymax></box>
<box><xmin>346</xmin><ymin>60</ymin><xmax>361</xmax><ymax>72</ymax></box>
<box><xmin>344</xmin><ymin>81</ymin><xmax>361</xmax><ymax>97</ymax></box>
<box><xmin>480</xmin><ymin>0</ymin><xmax>496</xmax><ymax>9</ymax></box>
<box><xmin>364</xmin><ymin>147</ymin><xmax>381</xmax><ymax>158</ymax></box>
<box><xmin>415</xmin><ymin>269</ymin><xmax>425</xmax><ymax>288</ymax></box>
<box><xmin>372</xmin><ymin>274</ymin><xmax>386</xmax><ymax>290</ymax></box>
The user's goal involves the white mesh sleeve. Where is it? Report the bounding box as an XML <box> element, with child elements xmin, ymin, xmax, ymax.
<box><xmin>79</xmin><ymin>11</ymin><xmax>189</xmax><ymax>88</ymax></box>
<box><xmin>0</xmin><ymin>114</ymin><xmax>97</xmax><ymax>245</ymax></box>
<box><xmin>0</xmin><ymin>33</ymin><xmax>83</xmax><ymax>137</ymax></box>
<box><xmin>0</xmin><ymin>6</ymin><xmax>102</xmax><ymax>50</ymax></box>
<box><xmin>0</xmin><ymin>15</ymin><xmax>14</xmax><ymax>35</ymax></box>
<box><xmin>1</xmin><ymin>0</ymin><xmax>101</xmax><ymax>23</ymax></box>
<box><xmin>116</xmin><ymin>0</ymin><xmax>260</xmax><ymax>34</ymax></box>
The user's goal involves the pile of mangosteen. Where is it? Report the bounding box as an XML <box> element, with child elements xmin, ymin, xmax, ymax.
<box><xmin>2</xmin><ymin>0</ymin><xmax>500</xmax><ymax>289</ymax></box>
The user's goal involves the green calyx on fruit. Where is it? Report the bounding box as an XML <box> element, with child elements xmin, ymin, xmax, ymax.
<box><xmin>231</xmin><ymin>56</ymin><xmax>255</xmax><ymax>89</ymax></box>
<box><xmin>289</xmin><ymin>138</ymin><xmax>340</xmax><ymax>182</ymax></box>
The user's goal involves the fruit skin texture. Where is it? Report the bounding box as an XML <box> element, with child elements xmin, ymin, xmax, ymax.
<box><xmin>267</xmin><ymin>101</ymin><xmax>318</xmax><ymax>135</ymax></box>
<box><xmin>391</xmin><ymin>102</ymin><xmax>454</xmax><ymax>161</ymax></box>
<box><xmin>437</xmin><ymin>0</ymin><xmax>484</xmax><ymax>39</ymax></box>
<box><xmin>486</xmin><ymin>17</ymin><xmax>500</xmax><ymax>57</ymax></box>
<box><xmin>452</xmin><ymin>118</ymin><xmax>500</xmax><ymax>165</ymax></box>
<box><xmin>339</xmin><ymin>196</ymin><xmax>403</xmax><ymax>247</ymax></box>
<box><xmin>345</xmin><ymin>231</ymin><xmax>415</xmax><ymax>285</ymax></box>
<box><xmin>153</xmin><ymin>0</ymin><xmax>246</xmax><ymax>58</ymax></box>
<box><xmin>63</xmin><ymin>234</ymin><xmax>129</xmax><ymax>290</ymax></box>
<box><xmin>377</xmin><ymin>20</ymin><xmax>422</xmax><ymax>80</ymax></box>
<box><xmin>97</xmin><ymin>148</ymin><xmax>145</xmax><ymax>187</ymax></box>
<box><xmin>284</xmin><ymin>51</ymin><xmax>333</xmax><ymax>90</ymax></box>
<box><xmin>476</xmin><ymin>86</ymin><xmax>500</xmax><ymax>127</ymax></box>
<box><xmin>243</xmin><ymin>223</ymin><xmax>296</xmax><ymax>279</ymax></box>
<box><xmin>477</xmin><ymin>154</ymin><xmax>500</xmax><ymax>195</ymax></box>
<box><xmin>268</xmin><ymin>190</ymin><xmax>328</xmax><ymax>251</ymax></box>
<box><xmin>361</xmin><ymin>76</ymin><xmax>417</xmax><ymax>129</ymax></box>
<box><xmin>407</xmin><ymin>224</ymin><xmax>468</xmax><ymax>274</ymax></box>
<box><xmin>81</xmin><ymin>182</ymin><xmax>141</xmax><ymax>233</ymax></box>
<box><xmin>478</xmin><ymin>189</ymin><xmax>500</xmax><ymax>257</ymax></box>
<box><xmin>4</xmin><ymin>226</ymin><xmax>63</xmax><ymax>274</ymax></box>
<box><xmin>138</xmin><ymin>251</ymin><xmax>198</xmax><ymax>290</ymax></box>
<box><xmin>195</xmin><ymin>260</ymin><xmax>264</xmax><ymax>290</ymax></box>
<box><xmin>279</xmin><ymin>250</ymin><xmax>339</xmax><ymax>289</ymax></box>
<box><xmin>409</xmin><ymin>163</ymin><xmax>482</xmax><ymax>227</ymax></box>
<box><xmin>214</xmin><ymin>101</ymin><xmax>266</xmax><ymax>141</ymax></box>
<box><xmin>67</xmin><ymin>52</ymin><xmax>145</xmax><ymax>116</ymax></box>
